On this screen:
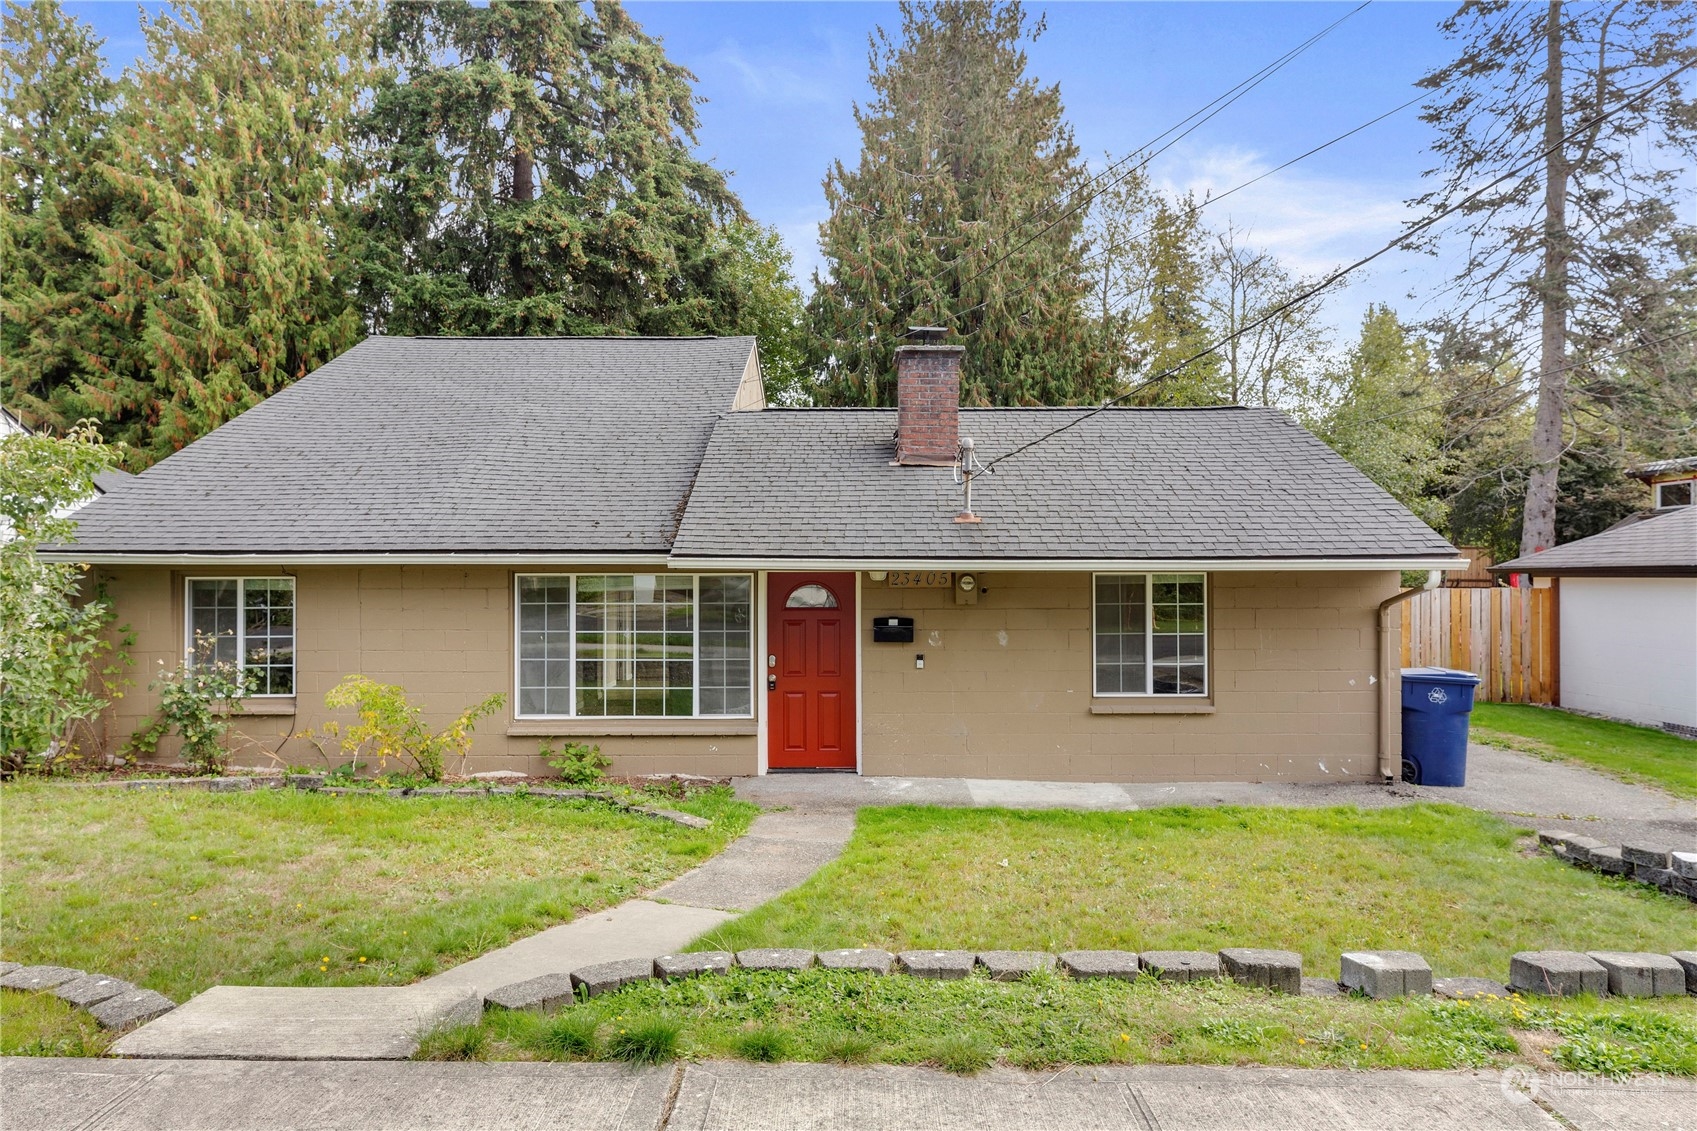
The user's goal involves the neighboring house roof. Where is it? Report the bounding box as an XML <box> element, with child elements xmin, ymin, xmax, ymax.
<box><xmin>92</xmin><ymin>469</ymin><xmax>133</xmax><ymax>495</ymax></box>
<box><xmin>1494</xmin><ymin>505</ymin><xmax>1697</xmax><ymax>577</ymax></box>
<box><xmin>50</xmin><ymin>335</ymin><xmax>759</xmax><ymax>558</ymax></box>
<box><xmin>670</xmin><ymin>406</ymin><xmax>1459</xmax><ymax>564</ymax></box>
<box><xmin>1627</xmin><ymin>456</ymin><xmax>1697</xmax><ymax>480</ymax></box>
<box><xmin>2</xmin><ymin>407</ymin><xmax>28</xmax><ymax>435</ymax></box>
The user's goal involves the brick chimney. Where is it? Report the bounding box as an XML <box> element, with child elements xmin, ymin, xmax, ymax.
<box><xmin>893</xmin><ymin>327</ymin><xmax>964</xmax><ymax>466</ymax></box>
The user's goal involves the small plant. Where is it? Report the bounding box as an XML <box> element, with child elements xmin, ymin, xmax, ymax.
<box><xmin>606</xmin><ymin>1016</ymin><xmax>682</xmax><ymax>1065</ymax></box>
<box><xmin>929</xmin><ymin>1033</ymin><xmax>992</xmax><ymax>1075</ymax></box>
<box><xmin>414</xmin><ymin>1022</ymin><xmax>487</xmax><ymax>1061</ymax></box>
<box><xmin>316</xmin><ymin>675</ymin><xmax>503</xmax><ymax>782</ymax></box>
<box><xmin>818</xmin><ymin>1031</ymin><xmax>876</xmax><ymax>1064</ymax></box>
<box><xmin>532</xmin><ymin>1012</ymin><xmax>600</xmax><ymax>1059</ymax></box>
<box><xmin>1198</xmin><ymin>1017</ymin><xmax>1269</xmax><ymax>1046</ymax></box>
<box><xmin>542</xmin><ymin>739</ymin><xmax>611</xmax><ymax>787</ymax></box>
<box><xmin>127</xmin><ymin>638</ymin><xmax>254</xmax><ymax>775</ymax></box>
<box><xmin>733</xmin><ymin>1024</ymin><xmax>791</xmax><ymax>1063</ymax></box>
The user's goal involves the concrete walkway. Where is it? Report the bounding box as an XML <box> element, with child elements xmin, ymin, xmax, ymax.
<box><xmin>735</xmin><ymin>743</ymin><xmax>1696</xmax><ymax>847</ymax></box>
<box><xmin>8</xmin><ymin>1057</ymin><xmax>1692</xmax><ymax>1130</ymax></box>
<box><xmin>110</xmin><ymin>809</ymin><xmax>855</xmax><ymax>1059</ymax></box>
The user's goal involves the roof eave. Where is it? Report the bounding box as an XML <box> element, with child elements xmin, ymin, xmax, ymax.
<box><xmin>664</xmin><ymin>554</ymin><xmax>1470</xmax><ymax>572</ymax></box>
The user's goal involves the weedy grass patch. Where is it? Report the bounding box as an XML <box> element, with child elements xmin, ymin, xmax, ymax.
<box><xmin>440</xmin><ymin>967</ymin><xmax>1697</xmax><ymax>1075</ymax></box>
<box><xmin>0</xmin><ymin>783</ymin><xmax>754</xmax><ymax>1020</ymax></box>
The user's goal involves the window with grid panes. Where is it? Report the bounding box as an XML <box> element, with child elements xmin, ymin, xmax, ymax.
<box><xmin>1093</xmin><ymin>574</ymin><xmax>1206</xmax><ymax>696</ymax></box>
<box><xmin>185</xmin><ymin>578</ymin><xmax>295</xmax><ymax>695</ymax></box>
<box><xmin>516</xmin><ymin>574</ymin><xmax>753</xmax><ymax>718</ymax></box>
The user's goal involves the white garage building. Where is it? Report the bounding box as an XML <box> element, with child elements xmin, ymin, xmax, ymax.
<box><xmin>1497</xmin><ymin>466</ymin><xmax>1697</xmax><ymax>733</ymax></box>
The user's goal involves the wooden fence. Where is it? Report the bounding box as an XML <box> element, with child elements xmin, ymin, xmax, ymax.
<box><xmin>1398</xmin><ymin>586</ymin><xmax>1557</xmax><ymax>704</ymax></box>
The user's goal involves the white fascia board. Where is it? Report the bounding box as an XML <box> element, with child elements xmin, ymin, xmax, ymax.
<box><xmin>665</xmin><ymin>556</ymin><xmax>1470</xmax><ymax>573</ymax></box>
<box><xmin>39</xmin><ymin>552</ymin><xmax>676</xmax><ymax>566</ymax></box>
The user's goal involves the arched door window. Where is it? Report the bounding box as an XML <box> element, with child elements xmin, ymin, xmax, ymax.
<box><xmin>785</xmin><ymin>583</ymin><xmax>838</xmax><ymax>609</ymax></box>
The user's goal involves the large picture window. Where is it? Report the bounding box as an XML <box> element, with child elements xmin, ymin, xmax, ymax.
<box><xmin>185</xmin><ymin>578</ymin><xmax>295</xmax><ymax>695</ymax></box>
<box><xmin>516</xmin><ymin>574</ymin><xmax>753</xmax><ymax>718</ymax></box>
<box><xmin>1094</xmin><ymin>573</ymin><xmax>1207</xmax><ymax>696</ymax></box>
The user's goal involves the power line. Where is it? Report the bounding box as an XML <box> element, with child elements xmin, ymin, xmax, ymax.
<box><xmin>893</xmin><ymin>2</ymin><xmax>1371</xmax><ymax>318</ymax></box>
<box><xmin>949</xmin><ymin>89</ymin><xmax>1424</xmax><ymax>329</ymax></box>
<box><xmin>979</xmin><ymin>56</ymin><xmax>1697</xmax><ymax>475</ymax></box>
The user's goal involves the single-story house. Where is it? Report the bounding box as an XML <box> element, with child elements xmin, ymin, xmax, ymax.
<box><xmin>43</xmin><ymin>333</ymin><xmax>1465</xmax><ymax>782</ymax></box>
<box><xmin>1495</xmin><ymin>462</ymin><xmax>1697</xmax><ymax>734</ymax></box>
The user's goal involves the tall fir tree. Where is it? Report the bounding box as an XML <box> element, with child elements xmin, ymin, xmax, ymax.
<box><xmin>1312</xmin><ymin>306</ymin><xmax>1445</xmax><ymax>527</ymax></box>
<box><xmin>357</xmin><ymin>0</ymin><xmax>768</xmax><ymax>338</ymax></box>
<box><xmin>808</xmin><ymin>1</ymin><xmax>1117</xmax><ymax>407</ymax></box>
<box><xmin>85</xmin><ymin>0</ymin><xmax>374</xmax><ymax>464</ymax></box>
<box><xmin>0</xmin><ymin>0</ymin><xmax>124</xmax><ymax>434</ymax></box>
<box><xmin>1415</xmin><ymin>0</ymin><xmax>1697</xmax><ymax>554</ymax></box>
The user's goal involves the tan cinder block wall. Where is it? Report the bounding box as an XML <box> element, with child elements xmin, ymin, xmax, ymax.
<box><xmin>860</xmin><ymin>570</ymin><xmax>1401</xmax><ymax>782</ymax></box>
<box><xmin>95</xmin><ymin>565</ymin><xmax>757</xmax><ymax>778</ymax></box>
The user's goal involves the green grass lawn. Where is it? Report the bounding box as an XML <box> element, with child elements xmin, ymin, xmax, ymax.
<box><xmin>428</xmin><ymin>801</ymin><xmax>1693</xmax><ymax>1075</ymax></box>
<box><xmin>0</xmin><ymin>783</ymin><xmax>755</xmax><ymax>1029</ymax></box>
<box><xmin>1471</xmin><ymin>703</ymin><xmax>1697</xmax><ymax>798</ymax></box>
<box><xmin>693</xmin><ymin>804</ymin><xmax>1694</xmax><ymax>975</ymax></box>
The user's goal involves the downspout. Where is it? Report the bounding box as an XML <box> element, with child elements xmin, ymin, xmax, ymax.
<box><xmin>1376</xmin><ymin>571</ymin><xmax>1443</xmax><ymax>783</ymax></box>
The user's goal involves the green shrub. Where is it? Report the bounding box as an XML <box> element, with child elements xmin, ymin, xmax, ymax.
<box><xmin>127</xmin><ymin>640</ymin><xmax>253</xmax><ymax>774</ymax></box>
<box><xmin>542</xmin><ymin>740</ymin><xmax>611</xmax><ymax>787</ymax></box>
<box><xmin>315</xmin><ymin>676</ymin><xmax>503</xmax><ymax>782</ymax></box>
<box><xmin>532</xmin><ymin>1012</ymin><xmax>599</xmax><ymax>1059</ymax></box>
<box><xmin>606</xmin><ymin>1016</ymin><xmax>681</xmax><ymax>1065</ymax></box>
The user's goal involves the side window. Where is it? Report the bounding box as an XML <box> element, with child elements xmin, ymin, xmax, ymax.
<box><xmin>186</xmin><ymin>577</ymin><xmax>295</xmax><ymax>695</ymax></box>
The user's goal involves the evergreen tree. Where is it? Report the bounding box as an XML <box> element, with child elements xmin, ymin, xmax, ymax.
<box><xmin>1415</xmin><ymin>0</ymin><xmax>1697</xmax><ymax>554</ymax></box>
<box><xmin>1312</xmin><ymin>306</ymin><xmax>1445</xmax><ymax>526</ymax></box>
<box><xmin>1122</xmin><ymin>196</ymin><xmax>1221</xmax><ymax>404</ymax></box>
<box><xmin>808</xmin><ymin>1</ymin><xmax>1117</xmax><ymax>407</ymax></box>
<box><xmin>87</xmin><ymin>0</ymin><xmax>374</xmax><ymax>463</ymax></box>
<box><xmin>358</xmin><ymin>0</ymin><xmax>755</xmax><ymax>337</ymax></box>
<box><xmin>0</xmin><ymin>0</ymin><xmax>123</xmax><ymax>434</ymax></box>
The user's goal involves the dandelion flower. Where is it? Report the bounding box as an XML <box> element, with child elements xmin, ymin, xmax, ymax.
<box><xmin>359</xmin><ymin>957</ymin><xmax>367</xmax><ymax>963</ymax></box>
<box><xmin>1298</xmin><ymin>1038</ymin><xmax>1307</xmax><ymax>1045</ymax></box>
<box><xmin>188</xmin><ymin>915</ymin><xmax>200</xmax><ymax>921</ymax></box>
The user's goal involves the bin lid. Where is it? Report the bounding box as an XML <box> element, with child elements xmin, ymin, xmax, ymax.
<box><xmin>1401</xmin><ymin>666</ymin><xmax>1482</xmax><ymax>685</ymax></box>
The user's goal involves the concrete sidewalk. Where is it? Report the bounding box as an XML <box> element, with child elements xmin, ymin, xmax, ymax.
<box><xmin>734</xmin><ymin>743</ymin><xmax>1697</xmax><ymax>848</ymax></box>
<box><xmin>7</xmin><ymin>1057</ymin><xmax>1691</xmax><ymax>1131</ymax></box>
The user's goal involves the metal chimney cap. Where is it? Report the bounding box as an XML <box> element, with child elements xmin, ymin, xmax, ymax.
<box><xmin>905</xmin><ymin>326</ymin><xmax>950</xmax><ymax>344</ymax></box>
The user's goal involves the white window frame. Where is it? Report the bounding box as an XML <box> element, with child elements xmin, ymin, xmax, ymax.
<box><xmin>1654</xmin><ymin>479</ymin><xmax>1693</xmax><ymax>509</ymax></box>
<box><xmin>182</xmin><ymin>576</ymin><xmax>296</xmax><ymax>698</ymax></box>
<box><xmin>1091</xmin><ymin>572</ymin><xmax>1209</xmax><ymax>697</ymax></box>
<box><xmin>512</xmin><ymin>573</ymin><xmax>755</xmax><ymax>720</ymax></box>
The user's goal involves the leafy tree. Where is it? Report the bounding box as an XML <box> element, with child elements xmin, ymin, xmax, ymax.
<box><xmin>1312</xmin><ymin>306</ymin><xmax>1445</xmax><ymax>526</ymax></box>
<box><xmin>0</xmin><ymin>422</ymin><xmax>126</xmax><ymax>771</ymax></box>
<box><xmin>0</xmin><ymin>0</ymin><xmax>125</xmax><ymax>436</ymax></box>
<box><xmin>1415</xmin><ymin>0</ymin><xmax>1697</xmax><ymax>554</ymax></box>
<box><xmin>809</xmin><ymin>1</ymin><xmax>1118</xmax><ymax>407</ymax></box>
<box><xmin>357</xmin><ymin>0</ymin><xmax>755</xmax><ymax>339</ymax></box>
<box><xmin>710</xmin><ymin>222</ymin><xmax>811</xmax><ymax>404</ymax></box>
<box><xmin>79</xmin><ymin>0</ymin><xmax>374</xmax><ymax>465</ymax></box>
<box><xmin>1204</xmin><ymin>222</ymin><xmax>1335</xmax><ymax>412</ymax></box>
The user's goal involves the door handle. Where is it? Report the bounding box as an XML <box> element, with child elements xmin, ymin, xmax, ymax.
<box><xmin>767</xmin><ymin>675</ymin><xmax>777</xmax><ymax>691</ymax></box>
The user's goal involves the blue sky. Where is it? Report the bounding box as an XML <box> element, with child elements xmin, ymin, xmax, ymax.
<box><xmin>69</xmin><ymin>0</ymin><xmax>1481</xmax><ymax>342</ymax></box>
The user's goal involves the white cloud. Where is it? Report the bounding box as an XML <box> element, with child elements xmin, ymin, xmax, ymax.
<box><xmin>1148</xmin><ymin>143</ymin><xmax>1455</xmax><ymax>333</ymax></box>
<box><xmin>707</xmin><ymin>40</ymin><xmax>835</xmax><ymax>106</ymax></box>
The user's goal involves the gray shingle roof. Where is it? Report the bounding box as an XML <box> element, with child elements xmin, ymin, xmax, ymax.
<box><xmin>670</xmin><ymin>407</ymin><xmax>1458</xmax><ymax>562</ymax></box>
<box><xmin>55</xmin><ymin>335</ymin><xmax>756</xmax><ymax>556</ymax></box>
<box><xmin>1495</xmin><ymin>506</ymin><xmax>1697</xmax><ymax>575</ymax></box>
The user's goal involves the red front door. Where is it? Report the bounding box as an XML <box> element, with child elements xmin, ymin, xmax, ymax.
<box><xmin>768</xmin><ymin>572</ymin><xmax>857</xmax><ymax>770</ymax></box>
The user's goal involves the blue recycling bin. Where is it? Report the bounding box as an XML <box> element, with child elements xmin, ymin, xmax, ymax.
<box><xmin>1400</xmin><ymin>667</ymin><xmax>1482</xmax><ymax>786</ymax></box>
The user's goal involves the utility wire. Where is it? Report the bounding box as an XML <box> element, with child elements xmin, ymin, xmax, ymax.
<box><xmin>979</xmin><ymin>57</ymin><xmax>1697</xmax><ymax>475</ymax></box>
<box><xmin>893</xmin><ymin>2</ymin><xmax>1371</xmax><ymax>318</ymax></box>
<box><xmin>950</xmin><ymin>89</ymin><xmax>1424</xmax><ymax>328</ymax></box>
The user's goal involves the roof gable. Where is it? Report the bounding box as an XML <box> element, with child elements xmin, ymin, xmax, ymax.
<box><xmin>57</xmin><ymin>335</ymin><xmax>757</xmax><ymax>556</ymax></box>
